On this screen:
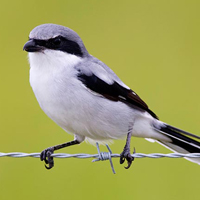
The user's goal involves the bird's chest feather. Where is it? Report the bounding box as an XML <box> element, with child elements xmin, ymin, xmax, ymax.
<box><xmin>29</xmin><ymin>52</ymin><xmax>86</xmax><ymax>128</ymax></box>
<box><xmin>30</xmin><ymin>66</ymin><xmax>75</xmax><ymax>118</ymax></box>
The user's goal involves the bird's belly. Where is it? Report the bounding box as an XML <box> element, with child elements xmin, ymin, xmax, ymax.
<box><xmin>42</xmin><ymin>94</ymin><xmax>132</xmax><ymax>140</ymax></box>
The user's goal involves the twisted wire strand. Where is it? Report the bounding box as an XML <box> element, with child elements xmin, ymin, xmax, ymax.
<box><xmin>1</xmin><ymin>152</ymin><xmax>200</xmax><ymax>158</ymax></box>
<box><xmin>1</xmin><ymin>142</ymin><xmax>200</xmax><ymax>174</ymax></box>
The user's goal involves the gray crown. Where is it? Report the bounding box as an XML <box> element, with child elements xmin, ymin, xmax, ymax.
<box><xmin>29</xmin><ymin>23</ymin><xmax>88</xmax><ymax>56</ymax></box>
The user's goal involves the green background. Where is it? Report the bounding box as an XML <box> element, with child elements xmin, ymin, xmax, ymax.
<box><xmin>0</xmin><ymin>0</ymin><xmax>200</xmax><ymax>199</ymax></box>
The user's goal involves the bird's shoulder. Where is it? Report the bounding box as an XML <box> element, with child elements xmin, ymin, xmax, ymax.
<box><xmin>74</xmin><ymin>55</ymin><xmax>158</xmax><ymax>119</ymax></box>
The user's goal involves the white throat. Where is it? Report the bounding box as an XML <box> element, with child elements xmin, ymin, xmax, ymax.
<box><xmin>28</xmin><ymin>49</ymin><xmax>82</xmax><ymax>71</ymax></box>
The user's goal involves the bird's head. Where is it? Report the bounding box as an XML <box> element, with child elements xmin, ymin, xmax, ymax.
<box><xmin>23</xmin><ymin>24</ymin><xmax>89</xmax><ymax>69</ymax></box>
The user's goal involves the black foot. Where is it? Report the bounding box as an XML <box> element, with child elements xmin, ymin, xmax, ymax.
<box><xmin>40</xmin><ymin>147</ymin><xmax>54</xmax><ymax>170</ymax></box>
<box><xmin>120</xmin><ymin>148</ymin><xmax>135</xmax><ymax>169</ymax></box>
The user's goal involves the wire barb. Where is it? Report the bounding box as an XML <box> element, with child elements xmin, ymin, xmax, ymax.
<box><xmin>92</xmin><ymin>143</ymin><xmax>116</xmax><ymax>174</ymax></box>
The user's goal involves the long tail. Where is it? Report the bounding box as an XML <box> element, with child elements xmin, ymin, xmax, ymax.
<box><xmin>153</xmin><ymin>123</ymin><xmax>200</xmax><ymax>164</ymax></box>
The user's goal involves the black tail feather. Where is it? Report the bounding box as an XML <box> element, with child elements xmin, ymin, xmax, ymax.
<box><xmin>157</xmin><ymin>124</ymin><xmax>200</xmax><ymax>153</ymax></box>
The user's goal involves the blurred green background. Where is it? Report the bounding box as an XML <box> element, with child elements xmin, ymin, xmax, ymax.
<box><xmin>0</xmin><ymin>0</ymin><xmax>200</xmax><ymax>199</ymax></box>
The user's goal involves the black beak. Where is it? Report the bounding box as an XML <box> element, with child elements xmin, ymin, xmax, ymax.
<box><xmin>23</xmin><ymin>39</ymin><xmax>44</xmax><ymax>52</ymax></box>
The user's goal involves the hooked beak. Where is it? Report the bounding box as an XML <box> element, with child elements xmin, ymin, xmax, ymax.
<box><xmin>23</xmin><ymin>39</ymin><xmax>44</xmax><ymax>52</ymax></box>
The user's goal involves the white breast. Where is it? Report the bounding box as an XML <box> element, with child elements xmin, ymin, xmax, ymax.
<box><xmin>29</xmin><ymin>50</ymin><xmax>83</xmax><ymax>130</ymax></box>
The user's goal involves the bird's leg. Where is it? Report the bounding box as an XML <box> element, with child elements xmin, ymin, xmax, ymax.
<box><xmin>40</xmin><ymin>140</ymin><xmax>80</xmax><ymax>170</ymax></box>
<box><xmin>120</xmin><ymin>128</ymin><xmax>135</xmax><ymax>169</ymax></box>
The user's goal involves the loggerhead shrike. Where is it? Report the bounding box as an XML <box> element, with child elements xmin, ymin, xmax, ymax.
<box><xmin>23</xmin><ymin>23</ymin><xmax>200</xmax><ymax>170</ymax></box>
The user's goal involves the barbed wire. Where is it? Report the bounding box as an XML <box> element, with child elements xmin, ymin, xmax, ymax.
<box><xmin>1</xmin><ymin>143</ymin><xmax>200</xmax><ymax>174</ymax></box>
<box><xmin>1</xmin><ymin>152</ymin><xmax>200</xmax><ymax>159</ymax></box>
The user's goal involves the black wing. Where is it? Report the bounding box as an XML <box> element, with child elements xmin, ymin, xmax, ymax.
<box><xmin>77</xmin><ymin>73</ymin><xmax>158</xmax><ymax>119</ymax></box>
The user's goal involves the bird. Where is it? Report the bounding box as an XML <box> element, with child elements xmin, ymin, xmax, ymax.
<box><xmin>23</xmin><ymin>23</ymin><xmax>200</xmax><ymax>170</ymax></box>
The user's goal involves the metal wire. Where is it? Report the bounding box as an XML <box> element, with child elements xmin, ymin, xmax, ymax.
<box><xmin>1</xmin><ymin>152</ymin><xmax>200</xmax><ymax>159</ymax></box>
<box><xmin>1</xmin><ymin>142</ymin><xmax>200</xmax><ymax>174</ymax></box>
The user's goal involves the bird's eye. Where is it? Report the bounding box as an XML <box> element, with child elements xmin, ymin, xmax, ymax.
<box><xmin>52</xmin><ymin>37</ymin><xmax>62</xmax><ymax>46</ymax></box>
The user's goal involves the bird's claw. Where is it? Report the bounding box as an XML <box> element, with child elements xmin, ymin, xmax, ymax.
<box><xmin>40</xmin><ymin>147</ymin><xmax>54</xmax><ymax>170</ymax></box>
<box><xmin>120</xmin><ymin>148</ymin><xmax>135</xmax><ymax>169</ymax></box>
